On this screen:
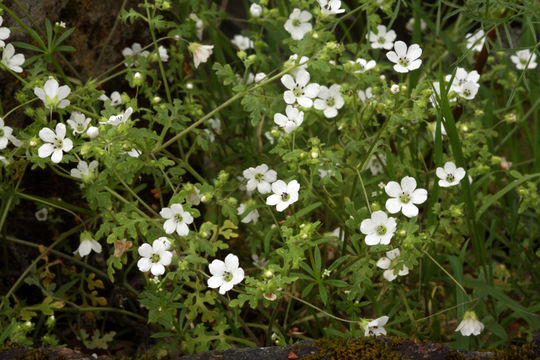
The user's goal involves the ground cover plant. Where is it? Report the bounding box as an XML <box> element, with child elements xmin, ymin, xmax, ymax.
<box><xmin>0</xmin><ymin>0</ymin><xmax>539</xmax><ymax>357</ymax></box>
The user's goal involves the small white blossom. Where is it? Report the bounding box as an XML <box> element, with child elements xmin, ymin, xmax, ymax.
<box><xmin>274</xmin><ymin>105</ymin><xmax>304</xmax><ymax>133</ymax></box>
<box><xmin>369</xmin><ymin>25</ymin><xmax>396</xmax><ymax>50</ymax></box>
<box><xmin>0</xmin><ymin>16</ymin><xmax>11</xmax><ymax>48</ymax></box>
<box><xmin>455</xmin><ymin>311</ymin><xmax>484</xmax><ymax>336</ymax></box>
<box><xmin>376</xmin><ymin>248</ymin><xmax>409</xmax><ymax>281</ymax></box>
<box><xmin>71</xmin><ymin>160</ymin><xmax>98</xmax><ymax>181</ymax></box>
<box><xmin>1</xmin><ymin>44</ymin><xmax>25</xmax><ymax>73</ymax></box>
<box><xmin>436</xmin><ymin>161</ymin><xmax>466</xmax><ymax>187</ymax></box>
<box><xmin>34</xmin><ymin>78</ymin><xmax>71</xmax><ymax>109</ymax></box>
<box><xmin>243</xmin><ymin>164</ymin><xmax>277</xmax><ymax>194</ymax></box>
<box><xmin>86</xmin><ymin>126</ymin><xmax>99</xmax><ymax>139</ymax></box>
<box><xmin>189</xmin><ymin>13</ymin><xmax>204</xmax><ymax>40</ymax></box>
<box><xmin>98</xmin><ymin>91</ymin><xmax>122</xmax><ymax>106</ymax></box>
<box><xmin>137</xmin><ymin>237</ymin><xmax>172</xmax><ymax>276</ymax></box>
<box><xmin>458</xmin><ymin>81</ymin><xmax>480</xmax><ymax>100</ymax></box>
<box><xmin>237</xmin><ymin>203</ymin><xmax>260</xmax><ymax>224</ymax></box>
<box><xmin>188</xmin><ymin>42</ymin><xmax>214</xmax><ymax>68</ymax></box>
<box><xmin>66</xmin><ymin>111</ymin><xmax>91</xmax><ymax>135</ymax></box>
<box><xmin>266</xmin><ymin>180</ymin><xmax>300</xmax><ymax>212</ymax></box>
<box><xmin>510</xmin><ymin>49</ymin><xmax>538</xmax><ymax>70</ymax></box>
<box><xmin>160</xmin><ymin>203</ymin><xmax>194</xmax><ymax>236</ymax></box>
<box><xmin>390</xmin><ymin>84</ymin><xmax>400</xmax><ymax>94</ymax></box>
<box><xmin>35</xmin><ymin>208</ymin><xmax>48</xmax><ymax>221</ymax></box>
<box><xmin>363</xmin><ymin>316</ymin><xmax>389</xmax><ymax>336</ymax></box>
<box><xmin>158</xmin><ymin>45</ymin><xmax>169</xmax><ymax>62</ymax></box>
<box><xmin>0</xmin><ymin>155</ymin><xmax>8</xmax><ymax>165</ymax></box>
<box><xmin>122</xmin><ymin>42</ymin><xmax>149</xmax><ymax>66</ymax></box>
<box><xmin>350</xmin><ymin>57</ymin><xmax>376</xmax><ymax>73</ymax></box>
<box><xmin>446</xmin><ymin>68</ymin><xmax>480</xmax><ymax>91</ymax></box>
<box><xmin>360</xmin><ymin>210</ymin><xmax>396</xmax><ymax>246</ymax></box>
<box><xmin>74</xmin><ymin>232</ymin><xmax>102</xmax><ymax>257</ymax></box>
<box><xmin>100</xmin><ymin>107</ymin><xmax>133</xmax><ymax>126</ymax></box>
<box><xmin>38</xmin><ymin>123</ymin><xmax>73</xmax><ymax>163</ymax></box>
<box><xmin>386</xmin><ymin>41</ymin><xmax>422</xmax><ymax>73</ymax></box>
<box><xmin>405</xmin><ymin>18</ymin><xmax>426</xmax><ymax>32</ymax></box>
<box><xmin>281</xmin><ymin>69</ymin><xmax>320</xmax><ymax>108</ymax></box>
<box><xmin>250</xmin><ymin>3</ymin><xmax>263</xmax><ymax>17</ymax></box>
<box><xmin>288</xmin><ymin>54</ymin><xmax>309</xmax><ymax>76</ymax></box>
<box><xmin>284</xmin><ymin>8</ymin><xmax>312</xmax><ymax>40</ymax></box>
<box><xmin>385</xmin><ymin>176</ymin><xmax>427</xmax><ymax>218</ymax></box>
<box><xmin>366</xmin><ymin>154</ymin><xmax>386</xmax><ymax>175</ymax></box>
<box><xmin>314</xmin><ymin>84</ymin><xmax>344</xmax><ymax>118</ymax></box>
<box><xmin>231</xmin><ymin>35</ymin><xmax>254</xmax><ymax>51</ymax></box>
<box><xmin>318</xmin><ymin>0</ymin><xmax>346</xmax><ymax>16</ymax></box>
<box><xmin>465</xmin><ymin>29</ymin><xmax>485</xmax><ymax>52</ymax></box>
<box><xmin>207</xmin><ymin>253</ymin><xmax>245</xmax><ymax>294</ymax></box>
<box><xmin>358</xmin><ymin>87</ymin><xmax>373</xmax><ymax>103</ymax></box>
<box><xmin>0</xmin><ymin>118</ymin><xmax>22</xmax><ymax>149</ymax></box>
<box><xmin>254</xmin><ymin>72</ymin><xmax>266</xmax><ymax>82</ymax></box>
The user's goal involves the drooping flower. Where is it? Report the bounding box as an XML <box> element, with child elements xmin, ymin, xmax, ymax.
<box><xmin>266</xmin><ymin>180</ymin><xmax>300</xmax><ymax>212</ymax></box>
<box><xmin>376</xmin><ymin>248</ymin><xmax>409</xmax><ymax>281</ymax></box>
<box><xmin>243</xmin><ymin>164</ymin><xmax>277</xmax><ymax>194</ymax></box>
<box><xmin>360</xmin><ymin>210</ymin><xmax>397</xmax><ymax>246</ymax></box>
<box><xmin>0</xmin><ymin>117</ymin><xmax>22</xmax><ymax>149</ymax></box>
<box><xmin>137</xmin><ymin>237</ymin><xmax>173</xmax><ymax>276</ymax></box>
<box><xmin>0</xmin><ymin>16</ymin><xmax>11</xmax><ymax>48</ymax></box>
<box><xmin>1</xmin><ymin>43</ymin><xmax>25</xmax><ymax>73</ymax></box>
<box><xmin>455</xmin><ymin>311</ymin><xmax>484</xmax><ymax>336</ymax></box>
<box><xmin>237</xmin><ymin>202</ymin><xmax>260</xmax><ymax>224</ymax></box>
<box><xmin>250</xmin><ymin>3</ymin><xmax>263</xmax><ymax>17</ymax></box>
<box><xmin>74</xmin><ymin>232</ymin><xmax>102</xmax><ymax>257</ymax></box>
<box><xmin>510</xmin><ymin>49</ymin><xmax>538</xmax><ymax>70</ymax></box>
<box><xmin>350</xmin><ymin>58</ymin><xmax>376</xmax><ymax>73</ymax></box>
<box><xmin>436</xmin><ymin>161</ymin><xmax>466</xmax><ymax>187</ymax></box>
<box><xmin>231</xmin><ymin>34</ymin><xmax>254</xmax><ymax>50</ymax></box>
<box><xmin>369</xmin><ymin>25</ymin><xmax>396</xmax><ymax>50</ymax></box>
<box><xmin>465</xmin><ymin>29</ymin><xmax>485</xmax><ymax>52</ymax></box>
<box><xmin>314</xmin><ymin>84</ymin><xmax>344</xmax><ymax>118</ymax></box>
<box><xmin>188</xmin><ymin>42</ymin><xmax>214</xmax><ymax>68</ymax></box>
<box><xmin>66</xmin><ymin>111</ymin><xmax>92</xmax><ymax>135</ymax></box>
<box><xmin>160</xmin><ymin>203</ymin><xmax>194</xmax><ymax>236</ymax></box>
<box><xmin>366</xmin><ymin>154</ymin><xmax>386</xmax><ymax>175</ymax></box>
<box><xmin>122</xmin><ymin>42</ymin><xmax>150</xmax><ymax>66</ymax></box>
<box><xmin>281</xmin><ymin>69</ymin><xmax>320</xmax><ymax>108</ymax></box>
<box><xmin>98</xmin><ymin>91</ymin><xmax>122</xmax><ymax>106</ymax></box>
<box><xmin>100</xmin><ymin>107</ymin><xmax>133</xmax><ymax>126</ymax></box>
<box><xmin>274</xmin><ymin>105</ymin><xmax>304</xmax><ymax>133</ymax></box>
<box><xmin>386</xmin><ymin>41</ymin><xmax>422</xmax><ymax>73</ymax></box>
<box><xmin>358</xmin><ymin>87</ymin><xmax>373</xmax><ymax>103</ymax></box>
<box><xmin>70</xmin><ymin>160</ymin><xmax>98</xmax><ymax>181</ymax></box>
<box><xmin>288</xmin><ymin>54</ymin><xmax>309</xmax><ymax>75</ymax></box>
<box><xmin>34</xmin><ymin>78</ymin><xmax>71</xmax><ymax>109</ymax></box>
<box><xmin>363</xmin><ymin>316</ymin><xmax>389</xmax><ymax>336</ymax></box>
<box><xmin>207</xmin><ymin>253</ymin><xmax>245</xmax><ymax>294</ymax></box>
<box><xmin>385</xmin><ymin>176</ymin><xmax>427</xmax><ymax>217</ymax></box>
<box><xmin>318</xmin><ymin>0</ymin><xmax>346</xmax><ymax>16</ymax></box>
<box><xmin>189</xmin><ymin>13</ymin><xmax>204</xmax><ymax>40</ymax></box>
<box><xmin>38</xmin><ymin>123</ymin><xmax>73</xmax><ymax>163</ymax></box>
<box><xmin>284</xmin><ymin>8</ymin><xmax>312</xmax><ymax>40</ymax></box>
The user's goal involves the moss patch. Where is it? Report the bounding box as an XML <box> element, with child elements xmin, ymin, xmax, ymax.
<box><xmin>303</xmin><ymin>336</ymin><xmax>404</xmax><ymax>360</ymax></box>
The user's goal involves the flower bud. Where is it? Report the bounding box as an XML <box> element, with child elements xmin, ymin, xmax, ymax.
<box><xmin>133</xmin><ymin>72</ymin><xmax>144</xmax><ymax>86</ymax></box>
<box><xmin>390</xmin><ymin>84</ymin><xmax>400</xmax><ymax>94</ymax></box>
<box><xmin>186</xmin><ymin>82</ymin><xmax>194</xmax><ymax>90</ymax></box>
<box><xmin>86</xmin><ymin>126</ymin><xmax>99</xmax><ymax>139</ymax></box>
<box><xmin>250</xmin><ymin>3</ymin><xmax>262</xmax><ymax>17</ymax></box>
<box><xmin>264</xmin><ymin>269</ymin><xmax>273</xmax><ymax>279</ymax></box>
<box><xmin>398</xmin><ymin>229</ymin><xmax>407</xmax><ymax>238</ymax></box>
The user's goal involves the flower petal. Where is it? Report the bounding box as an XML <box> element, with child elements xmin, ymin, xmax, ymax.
<box><xmin>38</xmin><ymin>144</ymin><xmax>54</xmax><ymax>158</ymax></box>
<box><xmin>400</xmin><ymin>176</ymin><xmax>417</xmax><ymax>193</ymax></box>
<box><xmin>385</xmin><ymin>181</ymin><xmax>402</xmax><ymax>197</ymax></box>
<box><xmin>209</xmin><ymin>259</ymin><xmax>225</xmax><ymax>276</ymax></box>
<box><xmin>385</xmin><ymin>198</ymin><xmax>402</xmax><ymax>214</ymax></box>
<box><xmin>138</xmin><ymin>243</ymin><xmax>153</xmax><ymax>257</ymax></box>
<box><xmin>207</xmin><ymin>275</ymin><xmax>223</xmax><ymax>289</ymax></box>
<box><xmin>224</xmin><ymin>253</ymin><xmax>239</xmax><ymax>271</ymax></box>
<box><xmin>137</xmin><ymin>258</ymin><xmax>152</xmax><ymax>272</ymax></box>
<box><xmin>401</xmin><ymin>203</ymin><xmax>419</xmax><ymax>217</ymax></box>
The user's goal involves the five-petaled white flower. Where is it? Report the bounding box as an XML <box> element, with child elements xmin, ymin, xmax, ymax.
<box><xmin>376</xmin><ymin>248</ymin><xmax>409</xmax><ymax>281</ymax></box>
<box><xmin>436</xmin><ymin>161</ymin><xmax>465</xmax><ymax>187</ymax></box>
<box><xmin>100</xmin><ymin>107</ymin><xmax>133</xmax><ymax>126</ymax></box>
<box><xmin>314</xmin><ymin>84</ymin><xmax>344</xmax><ymax>118</ymax></box>
<box><xmin>465</xmin><ymin>29</ymin><xmax>485</xmax><ymax>52</ymax></box>
<box><xmin>237</xmin><ymin>203</ymin><xmax>260</xmax><ymax>224</ymax></box>
<box><xmin>74</xmin><ymin>232</ymin><xmax>102</xmax><ymax>257</ymax></box>
<box><xmin>243</xmin><ymin>164</ymin><xmax>277</xmax><ymax>194</ymax></box>
<box><xmin>34</xmin><ymin>78</ymin><xmax>71</xmax><ymax>109</ymax></box>
<box><xmin>137</xmin><ymin>237</ymin><xmax>173</xmax><ymax>276</ymax></box>
<box><xmin>284</xmin><ymin>8</ymin><xmax>312</xmax><ymax>40</ymax></box>
<box><xmin>360</xmin><ymin>210</ymin><xmax>396</xmax><ymax>246</ymax></box>
<box><xmin>318</xmin><ymin>0</ymin><xmax>345</xmax><ymax>16</ymax></box>
<box><xmin>207</xmin><ymin>253</ymin><xmax>245</xmax><ymax>294</ymax></box>
<box><xmin>358</xmin><ymin>87</ymin><xmax>373</xmax><ymax>103</ymax></box>
<box><xmin>386</xmin><ymin>41</ymin><xmax>422</xmax><ymax>73</ymax></box>
<box><xmin>71</xmin><ymin>160</ymin><xmax>98</xmax><ymax>181</ymax></box>
<box><xmin>350</xmin><ymin>58</ymin><xmax>376</xmax><ymax>73</ymax></box>
<box><xmin>369</xmin><ymin>25</ymin><xmax>396</xmax><ymax>50</ymax></box>
<box><xmin>0</xmin><ymin>16</ymin><xmax>10</xmax><ymax>48</ymax></box>
<box><xmin>457</xmin><ymin>81</ymin><xmax>480</xmax><ymax>100</ymax></box>
<box><xmin>67</xmin><ymin>111</ymin><xmax>92</xmax><ymax>135</ymax></box>
<box><xmin>0</xmin><ymin>117</ymin><xmax>22</xmax><ymax>149</ymax></box>
<box><xmin>2</xmin><ymin>44</ymin><xmax>25</xmax><ymax>73</ymax></box>
<box><xmin>231</xmin><ymin>34</ymin><xmax>254</xmax><ymax>50</ymax></box>
<box><xmin>160</xmin><ymin>203</ymin><xmax>194</xmax><ymax>236</ymax></box>
<box><xmin>385</xmin><ymin>176</ymin><xmax>427</xmax><ymax>217</ymax></box>
<box><xmin>363</xmin><ymin>316</ymin><xmax>389</xmax><ymax>337</ymax></box>
<box><xmin>366</xmin><ymin>154</ymin><xmax>386</xmax><ymax>175</ymax></box>
<box><xmin>158</xmin><ymin>45</ymin><xmax>169</xmax><ymax>62</ymax></box>
<box><xmin>122</xmin><ymin>42</ymin><xmax>149</xmax><ymax>66</ymax></box>
<box><xmin>188</xmin><ymin>42</ymin><xmax>214</xmax><ymax>68</ymax></box>
<box><xmin>455</xmin><ymin>311</ymin><xmax>484</xmax><ymax>336</ymax></box>
<box><xmin>38</xmin><ymin>123</ymin><xmax>73</xmax><ymax>163</ymax></box>
<box><xmin>446</xmin><ymin>68</ymin><xmax>480</xmax><ymax>91</ymax></box>
<box><xmin>281</xmin><ymin>69</ymin><xmax>320</xmax><ymax>108</ymax></box>
<box><xmin>266</xmin><ymin>180</ymin><xmax>300</xmax><ymax>212</ymax></box>
<box><xmin>274</xmin><ymin>105</ymin><xmax>304</xmax><ymax>133</ymax></box>
<box><xmin>98</xmin><ymin>91</ymin><xmax>122</xmax><ymax>106</ymax></box>
<box><xmin>250</xmin><ymin>3</ymin><xmax>263</xmax><ymax>17</ymax></box>
<box><xmin>510</xmin><ymin>49</ymin><xmax>538</xmax><ymax>70</ymax></box>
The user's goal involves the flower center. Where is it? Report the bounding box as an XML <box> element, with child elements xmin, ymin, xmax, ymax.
<box><xmin>446</xmin><ymin>174</ymin><xmax>455</xmax><ymax>183</ymax></box>
<box><xmin>223</xmin><ymin>271</ymin><xmax>233</xmax><ymax>282</ymax></box>
<box><xmin>0</xmin><ymin>129</ymin><xmax>4</xmax><ymax>137</ymax></box>
<box><xmin>54</xmin><ymin>138</ymin><xmax>63</xmax><ymax>149</ymax></box>
<box><xmin>378</xmin><ymin>37</ymin><xmax>385</xmax><ymax>44</ymax></box>
<box><xmin>174</xmin><ymin>213</ymin><xmax>183</xmax><ymax>223</ymax></box>
<box><xmin>398</xmin><ymin>57</ymin><xmax>409</xmax><ymax>67</ymax></box>
<box><xmin>292</xmin><ymin>85</ymin><xmax>304</xmax><ymax>98</ymax></box>
<box><xmin>151</xmin><ymin>253</ymin><xmax>161</xmax><ymax>263</ymax></box>
<box><xmin>281</xmin><ymin>192</ymin><xmax>290</xmax><ymax>201</ymax></box>
<box><xmin>292</xmin><ymin>18</ymin><xmax>301</xmax><ymax>27</ymax></box>
<box><xmin>399</xmin><ymin>193</ymin><xmax>411</xmax><ymax>204</ymax></box>
<box><xmin>76</xmin><ymin>123</ymin><xmax>85</xmax><ymax>131</ymax></box>
<box><xmin>326</xmin><ymin>97</ymin><xmax>335</xmax><ymax>107</ymax></box>
<box><xmin>254</xmin><ymin>173</ymin><xmax>264</xmax><ymax>182</ymax></box>
<box><xmin>520</xmin><ymin>58</ymin><xmax>527</xmax><ymax>65</ymax></box>
<box><xmin>463</xmin><ymin>89</ymin><xmax>471</xmax><ymax>97</ymax></box>
<box><xmin>376</xmin><ymin>225</ymin><xmax>387</xmax><ymax>236</ymax></box>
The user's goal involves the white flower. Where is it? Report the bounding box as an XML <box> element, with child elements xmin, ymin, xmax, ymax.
<box><xmin>350</xmin><ymin>58</ymin><xmax>376</xmax><ymax>73</ymax></box>
<box><xmin>0</xmin><ymin>155</ymin><xmax>7</xmax><ymax>165</ymax></box>
<box><xmin>318</xmin><ymin>168</ymin><xmax>334</xmax><ymax>178</ymax></box>
<box><xmin>254</xmin><ymin>72</ymin><xmax>266</xmax><ymax>82</ymax></box>
<box><xmin>100</xmin><ymin>107</ymin><xmax>133</xmax><ymax>126</ymax></box>
<box><xmin>208</xmin><ymin>253</ymin><xmax>245</xmax><ymax>294</ymax></box>
<box><xmin>35</xmin><ymin>208</ymin><xmax>48</xmax><ymax>221</ymax></box>
<box><xmin>207</xmin><ymin>118</ymin><xmax>221</xmax><ymax>134</ymax></box>
<box><xmin>318</xmin><ymin>0</ymin><xmax>345</xmax><ymax>16</ymax></box>
<box><xmin>71</xmin><ymin>160</ymin><xmax>98</xmax><ymax>180</ymax></box>
<box><xmin>363</xmin><ymin>316</ymin><xmax>389</xmax><ymax>336</ymax></box>
<box><xmin>56</xmin><ymin>21</ymin><xmax>66</xmax><ymax>29</ymax></box>
<box><xmin>366</xmin><ymin>154</ymin><xmax>386</xmax><ymax>175</ymax></box>
<box><xmin>2</xmin><ymin>44</ymin><xmax>25</xmax><ymax>73</ymax></box>
<box><xmin>231</xmin><ymin>35</ymin><xmax>253</xmax><ymax>51</ymax></box>
<box><xmin>360</xmin><ymin>210</ymin><xmax>396</xmax><ymax>246</ymax></box>
<box><xmin>274</xmin><ymin>105</ymin><xmax>304</xmax><ymax>133</ymax></box>
<box><xmin>98</xmin><ymin>91</ymin><xmax>122</xmax><ymax>106</ymax></box>
<box><xmin>127</xmin><ymin>148</ymin><xmax>141</xmax><ymax>158</ymax></box>
<box><xmin>0</xmin><ymin>117</ymin><xmax>21</xmax><ymax>149</ymax></box>
<box><xmin>385</xmin><ymin>176</ymin><xmax>427</xmax><ymax>218</ymax></box>
<box><xmin>446</xmin><ymin>68</ymin><xmax>480</xmax><ymax>91</ymax></box>
<box><xmin>34</xmin><ymin>78</ymin><xmax>71</xmax><ymax>109</ymax></box>
<box><xmin>386</xmin><ymin>41</ymin><xmax>422</xmax><ymax>73</ymax></box>
<box><xmin>266</xmin><ymin>180</ymin><xmax>300</xmax><ymax>212</ymax></box>
<box><xmin>458</xmin><ymin>81</ymin><xmax>480</xmax><ymax>100</ymax></box>
<box><xmin>250</xmin><ymin>3</ymin><xmax>263</xmax><ymax>17</ymax></box>
<box><xmin>38</xmin><ymin>123</ymin><xmax>73</xmax><ymax>163</ymax></box>
<box><xmin>314</xmin><ymin>84</ymin><xmax>344</xmax><ymax>118</ymax></box>
<box><xmin>455</xmin><ymin>311</ymin><xmax>484</xmax><ymax>336</ymax></box>
<box><xmin>358</xmin><ymin>87</ymin><xmax>373</xmax><ymax>103</ymax></box>
<box><xmin>86</xmin><ymin>126</ymin><xmax>99</xmax><ymax>139</ymax></box>
<box><xmin>436</xmin><ymin>161</ymin><xmax>466</xmax><ymax>187</ymax></box>
<box><xmin>158</xmin><ymin>45</ymin><xmax>169</xmax><ymax>62</ymax></box>
<box><xmin>405</xmin><ymin>18</ymin><xmax>426</xmax><ymax>32</ymax></box>
<box><xmin>237</xmin><ymin>203</ymin><xmax>260</xmax><ymax>224</ymax></box>
<box><xmin>242</xmin><ymin>164</ymin><xmax>277</xmax><ymax>194</ymax></box>
<box><xmin>74</xmin><ymin>232</ymin><xmax>102</xmax><ymax>257</ymax></box>
<box><xmin>465</xmin><ymin>29</ymin><xmax>485</xmax><ymax>52</ymax></box>
<box><xmin>284</xmin><ymin>8</ymin><xmax>312</xmax><ymax>40</ymax></box>
<box><xmin>0</xmin><ymin>16</ymin><xmax>11</xmax><ymax>48</ymax></box>
<box><xmin>188</xmin><ymin>42</ymin><xmax>214</xmax><ymax>68</ymax></box>
<box><xmin>430</xmin><ymin>121</ymin><xmax>447</xmax><ymax>139</ymax></box>
<box><xmin>122</xmin><ymin>42</ymin><xmax>149</xmax><ymax>66</ymax></box>
<box><xmin>160</xmin><ymin>203</ymin><xmax>194</xmax><ymax>236</ymax></box>
<box><xmin>66</xmin><ymin>111</ymin><xmax>91</xmax><ymax>135</ymax></box>
<box><xmin>390</xmin><ymin>84</ymin><xmax>400</xmax><ymax>94</ymax></box>
<box><xmin>281</xmin><ymin>69</ymin><xmax>320</xmax><ymax>108</ymax></box>
<box><xmin>510</xmin><ymin>49</ymin><xmax>538</xmax><ymax>70</ymax></box>
<box><xmin>189</xmin><ymin>13</ymin><xmax>204</xmax><ymax>40</ymax></box>
<box><xmin>369</xmin><ymin>25</ymin><xmax>396</xmax><ymax>50</ymax></box>
<box><xmin>137</xmin><ymin>237</ymin><xmax>172</xmax><ymax>276</ymax></box>
<box><xmin>376</xmin><ymin>248</ymin><xmax>409</xmax><ymax>281</ymax></box>
<box><xmin>288</xmin><ymin>54</ymin><xmax>309</xmax><ymax>75</ymax></box>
